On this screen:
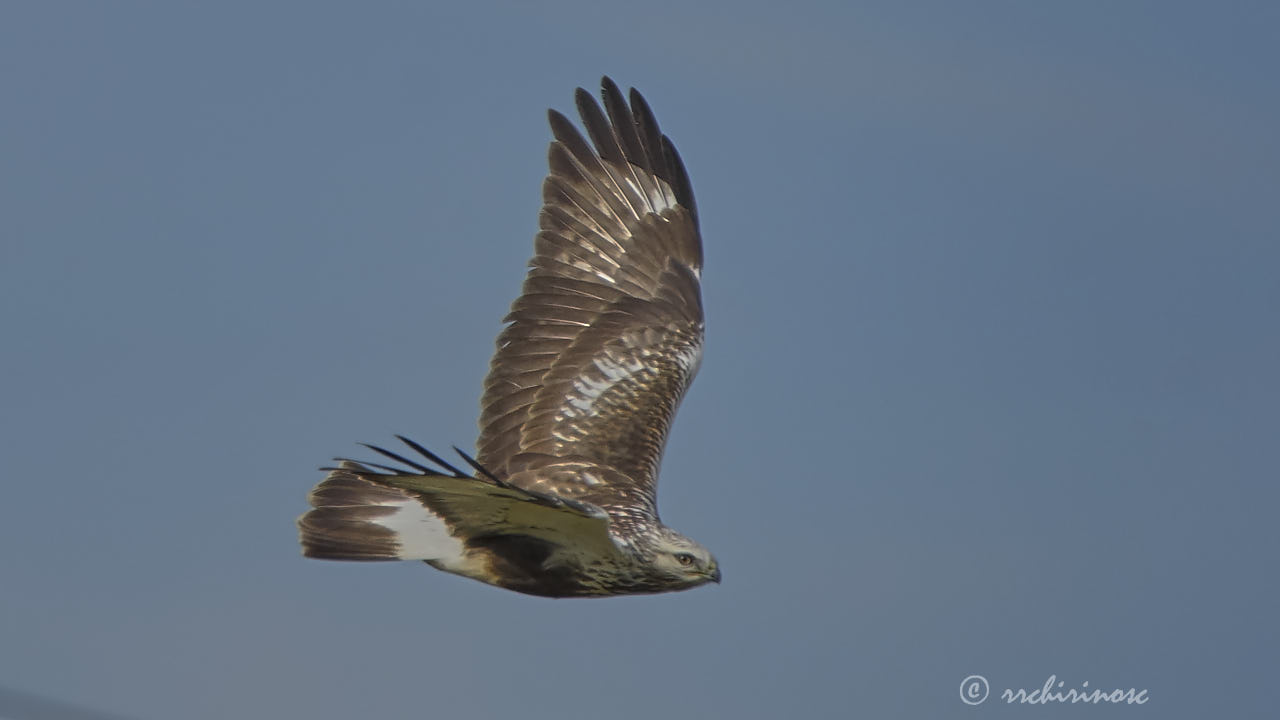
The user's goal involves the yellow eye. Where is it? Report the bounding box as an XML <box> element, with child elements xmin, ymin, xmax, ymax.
<box><xmin>675</xmin><ymin>553</ymin><xmax>696</xmax><ymax>567</ymax></box>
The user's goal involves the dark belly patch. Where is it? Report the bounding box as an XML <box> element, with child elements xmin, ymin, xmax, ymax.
<box><xmin>466</xmin><ymin>533</ymin><xmax>589</xmax><ymax>597</ymax></box>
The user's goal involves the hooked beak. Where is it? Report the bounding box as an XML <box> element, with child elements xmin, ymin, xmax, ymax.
<box><xmin>708</xmin><ymin>563</ymin><xmax>721</xmax><ymax>584</ymax></box>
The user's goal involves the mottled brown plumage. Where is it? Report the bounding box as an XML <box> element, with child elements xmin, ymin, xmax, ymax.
<box><xmin>298</xmin><ymin>78</ymin><xmax>719</xmax><ymax>597</ymax></box>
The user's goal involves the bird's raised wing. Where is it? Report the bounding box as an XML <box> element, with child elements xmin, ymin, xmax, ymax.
<box><xmin>476</xmin><ymin>78</ymin><xmax>703</xmax><ymax>513</ymax></box>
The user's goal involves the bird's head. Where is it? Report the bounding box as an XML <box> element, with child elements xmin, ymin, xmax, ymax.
<box><xmin>648</xmin><ymin>526</ymin><xmax>721</xmax><ymax>589</ymax></box>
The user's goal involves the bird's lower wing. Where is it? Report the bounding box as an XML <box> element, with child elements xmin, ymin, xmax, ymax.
<box><xmin>298</xmin><ymin>460</ymin><xmax>616</xmax><ymax>563</ymax></box>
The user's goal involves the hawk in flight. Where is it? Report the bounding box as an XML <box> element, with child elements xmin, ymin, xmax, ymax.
<box><xmin>298</xmin><ymin>78</ymin><xmax>718</xmax><ymax>597</ymax></box>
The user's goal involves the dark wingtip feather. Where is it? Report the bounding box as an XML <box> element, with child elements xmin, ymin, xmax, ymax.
<box><xmin>600</xmin><ymin>77</ymin><xmax>650</xmax><ymax>176</ymax></box>
<box><xmin>661</xmin><ymin>135</ymin><xmax>700</xmax><ymax>234</ymax></box>
<box><xmin>547</xmin><ymin>108</ymin><xmax>598</xmax><ymax>171</ymax></box>
<box><xmin>627</xmin><ymin>86</ymin><xmax>696</xmax><ymax>215</ymax></box>
<box><xmin>345</xmin><ymin>437</ymin><xmax>471</xmax><ymax>478</ymax></box>
<box><xmin>359</xmin><ymin>442</ymin><xmax>434</xmax><ymax>474</ymax></box>
<box><xmin>395</xmin><ymin>435</ymin><xmax>468</xmax><ymax>477</ymax></box>
<box><xmin>452</xmin><ymin>446</ymin><xmax>510</xmax><ymax>488</ymax></box>
<box><xmin>575</xmin><ymin>85</ymin><xmax>625</xmax><ymax>165</ymax></box>
<box><xmin>547</xmin><ymin>108</ymin><xmax>575</xmax><ymax>140</ymax></box>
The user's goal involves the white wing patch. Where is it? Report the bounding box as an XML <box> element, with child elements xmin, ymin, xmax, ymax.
<box><xmin>370</xmin><ymin>499</ymin><xmax>466</xmax><ymax>563</ymax></box>
<box><xmin>596</xmin><ymin>354</ymin><xmax>646</xmax><ymax>382</ymax></box>
<box><xmin>566</xmin><ymin>354</ymin><xmax>647</xmax><ymax>414</ymax></box>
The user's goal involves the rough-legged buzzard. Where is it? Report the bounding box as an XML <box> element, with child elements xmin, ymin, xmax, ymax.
<box><xmin>298</xmin><ymin>78</ymin><xmax>718</xmax><ymax>597</ymax></box>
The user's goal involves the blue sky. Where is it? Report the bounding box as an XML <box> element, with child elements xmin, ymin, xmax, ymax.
<box><xmin>2</xmin><ymin>2</ymin><xmax>1276</xmax><ymax>718</ymax></box>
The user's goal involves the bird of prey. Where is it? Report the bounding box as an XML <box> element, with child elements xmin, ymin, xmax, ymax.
<box><xmin>298</xmin><ymin>78</ymin><xmax>719</xmax><ymax>597</ymax></box>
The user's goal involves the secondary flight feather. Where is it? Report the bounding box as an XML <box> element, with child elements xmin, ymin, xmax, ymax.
<box><xmin>298</xmin><ymin>78</ymin><xmax>718</xmax><ymax>597</ymax></box>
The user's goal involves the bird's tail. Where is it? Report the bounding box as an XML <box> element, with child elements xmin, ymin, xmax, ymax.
<box><xmin>298</xmin><ymin>462</ymin><xmax>467</xmax><ymax>562</ymax></box>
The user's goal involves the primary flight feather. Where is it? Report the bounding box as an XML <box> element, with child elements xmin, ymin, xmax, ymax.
<box><xmin>298</xmin><ymin>78</ymin><xmax>718</xmax><ymax>597</ymax></box>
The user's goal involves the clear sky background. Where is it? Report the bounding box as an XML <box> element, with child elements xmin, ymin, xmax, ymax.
<box><xmin>2</xmin><ymin>2</ymin><xmax>1276</xmax><ymax>719</ymax></box>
